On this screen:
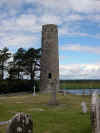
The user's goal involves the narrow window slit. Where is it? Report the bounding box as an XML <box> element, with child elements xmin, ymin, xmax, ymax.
<box><xmin>48</xmin><ymin>73</ymin><xmax>52</xmax><ymax>79</ymax></box>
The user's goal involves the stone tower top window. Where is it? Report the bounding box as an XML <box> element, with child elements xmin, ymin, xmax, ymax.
<box><xmin>51</xmin><ymin>28</ymin><xmax>54</xmax><ymax>32</ymax></box>
<box><xmin>44</xmin><ymin>28</ymin><xmax>47</xmax><ymax>32</ymax></box>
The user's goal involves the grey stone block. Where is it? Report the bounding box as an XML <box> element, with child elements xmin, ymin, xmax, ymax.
<box><xmin>6</xmin><ymin>112</ymin><xmax>33</xmax><ymax>133</ymax></box>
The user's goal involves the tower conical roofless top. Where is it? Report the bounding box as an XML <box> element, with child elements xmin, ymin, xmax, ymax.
<box><xmin>40</xmin><ymin>24</ymin><xmax>59</xmax><ymax>92</ymax></box>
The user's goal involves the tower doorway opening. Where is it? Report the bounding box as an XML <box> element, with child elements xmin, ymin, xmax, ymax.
<box><xmin>48</xmin><ymin>73</ymin><xmax>52</xmax><ymax>79</ymax></box>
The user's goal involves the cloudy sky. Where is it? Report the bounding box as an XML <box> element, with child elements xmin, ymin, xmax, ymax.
<box><xmin>0</xmin><ymin>0</ymin><xmax>100</xmax><ymax>79</ymax></box>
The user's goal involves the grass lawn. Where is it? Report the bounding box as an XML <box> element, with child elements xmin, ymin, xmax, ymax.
<box><xmin>0</xmin><ymin>92</ymin><xmax>92</xmax><ymax>133</ymax></box>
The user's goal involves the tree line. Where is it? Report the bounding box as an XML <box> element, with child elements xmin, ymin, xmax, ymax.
<box><xmin>0</xmin><ymin>47</ymin><xmax>41</xmax><ymax>93</ymax></box>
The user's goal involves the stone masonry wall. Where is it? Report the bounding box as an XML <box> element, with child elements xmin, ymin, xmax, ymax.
<box><xmin>40</xmin><ymin>24</ymin><xmax>59</xmax><ymax>92</ymax></box>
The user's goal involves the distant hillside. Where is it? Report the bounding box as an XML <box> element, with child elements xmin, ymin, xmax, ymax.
<box><xmin>60</xmin><ymin>80</ymin><xmax>100</xmax><ymax>89</ymax></box>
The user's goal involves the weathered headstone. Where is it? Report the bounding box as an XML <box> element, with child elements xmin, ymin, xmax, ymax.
<box><xmin>63</xmin><ymin>90</ymin><xmax>66</xmax><ymax>96</ymax></box>
<box><xmin>33</xmin><ymin>85</ymin><xmax>36</xmax><ymax>96</ymax></box>
<box><xmin>6</xmin><ymin>112</ymin><xmax>33</xmax><ymax>133</ymax></box>
<box><xmin>81</xmin><ymin>101</ymin><xmax>88</xmax><ymax>113</ymax></box>
<box><xmin>90</xmin><ymin>91</ymin><xmax>100</xmax><ymax>133</ymax></box>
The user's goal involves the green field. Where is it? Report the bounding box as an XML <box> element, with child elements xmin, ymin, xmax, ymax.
<box><xmin>60</xmin><ymin>80</ymin><xmax>100</xmax><ymax>89</ymax></box>
<box><xmin>0</xmin><ymin>93</ymin><xmax>91</xmax><ymax>133</ymax></box>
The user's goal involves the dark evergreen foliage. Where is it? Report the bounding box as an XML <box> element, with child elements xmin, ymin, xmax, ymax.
<box><xmin>0</xmin><ymin>80</ymin><xmax>40</xmax><ymax>94</ymax></box>
<box><xmin>0</xmin><ymin>47</ymin><xmax>41</xmax><ymax>93</ymax></box>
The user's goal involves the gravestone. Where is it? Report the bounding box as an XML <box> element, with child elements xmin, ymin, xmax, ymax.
<box><xmin>63</xmin><ymin>90</ymin><xmax>66</xmax><ymax>96</ymax></box>
<box><xmin>81</xmin><ymin>101</ymin><xmax>88</xmax><ymax>113</ymax></box>
<box><xmin>6</xmin><ymin>112</ymin><xmax>33</xmax><ymax>133</ymax></box>
<box><xmin>33</xmin><ymin>85</ymin><xmax>36</xmax><ymax>96</ymax></box>
<box><xmin>90</xmin><ymin>91</ymin><xmax>100</xmax><ymax>133</ymax></box>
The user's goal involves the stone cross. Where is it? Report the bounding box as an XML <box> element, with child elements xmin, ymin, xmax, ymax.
<box><xmin>6</xmin><ymin>112</ymin><xmax>33</xmax><ymax>133</ymax></box>
<box><xmin>90</xmin><ymin>91</ymin><xmax>100</xmax><ymax>133</ymax></box>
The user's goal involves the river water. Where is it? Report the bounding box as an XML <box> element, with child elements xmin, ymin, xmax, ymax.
<box><xmin>65</xmin><ymin>89</ymin><xmax>100</xmax><ymax>95</ymax></box>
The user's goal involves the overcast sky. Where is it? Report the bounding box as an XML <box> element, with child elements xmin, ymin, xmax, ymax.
<box><xmin>0</xmin><ymin>0</ymin><xmax>100</xmax><ymax>79</ymax></box>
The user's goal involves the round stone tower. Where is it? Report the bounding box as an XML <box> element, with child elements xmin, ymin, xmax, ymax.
<box><xmin>40</xmin><ymin>24</ymin><xmax>59</xmax><ymax>93</ymax></box>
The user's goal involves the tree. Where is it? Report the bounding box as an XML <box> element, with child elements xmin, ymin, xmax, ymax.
<box><xmin>8</xmin><ymin>47</ymin><xmax>41</xmax><ymax>82</ymax></box>
<box><xmin>0</xmin><ymin>47</ymin><xmax>11</xmax><ymax>80</ymax></box>
<box><xmin>8</xmin><ymin>60</ymin><xmax>18</xmax><ymax>80</ymax></box>
<box><xmin>14</xmin><ymin>48</ymin><xmax>26</xmax><ymax>80</ymax></box>
<box><xmin>24</xmin><ymin>48</ymin><xmax>41</xmax><ymax>86</ymax></box>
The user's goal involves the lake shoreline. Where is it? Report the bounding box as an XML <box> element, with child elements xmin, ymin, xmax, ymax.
<box><xmin>58</xmin><ymin>89</ymin><xmax>100</xmax><ymax>95</ymax></box>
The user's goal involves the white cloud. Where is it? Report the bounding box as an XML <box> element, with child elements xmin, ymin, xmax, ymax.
<box><xmin>0</xmin><ymin>14</ymin><xmax>41</xmax><ymax>50</ymax></box>
<box><xmin>35</xmin><ymin>0</ymin><xmax>100</xmax><ymax>13</ymax></box>
<box><xmin>0</xmin><ymin>34</ymin><xmax>39</xmax><ymax>50</ymax></box>
<box><xmin>16</xmin><ymin>14</ymin><xmax>41</xmax><ymax>32</ymax></box>
<box><xmin>0</xmin><ymin>0</ymin><xmax>99</xmax><ymax>80</ymax></box>
<box><xmin>86</xmin><ymin>14</ymin><xmax>100</xmax><ymax>23</ymax></box>
<box><xmin>17</xmin><ymin>14</ymin><xmax>37</xmax><ymax>27</ymax></box>
<box><xmin>0</xmin><ymin>0</ymin><xmax>23</xmax><ymax>8</ymax></box>
<box><xmin>61</xmin><ymin>44</ymin><xmax>100</xmax><ymax>54</ymax></box>
<box><xmin>40</xmin><ymin>15</ymin><xmax>62</xmax><ymax>25</ymax></box>
<box><xmin>1</xmin><ymin>0</ymin><xmax>99</xmax><ymax>17</ymax></box>
<box><xmin>0</xmin><ymin>0</ymin><xmax>99</xmax><ymax>53</ymax></box>
<box><xmin>66</xmin><ymin>14</ymin><xmax>83</xmax><ymax>21</ymax></box>
<box><xmin>4</xmin><ymin>35</ymin><xmax>38</xmax><ymax>47</ymax></box>
<box><xmin>60</xmin><ymin>63</ymin><xmax>100</xmax><ymax>79</ymax></box>
<box><xmin>0</xmin><ymin>14</ymin><xmax>41</xmax><ymax>33</ymax></box>
<box><xmin>59</xmin><ymin>25</ymin><xmax>100</xmax><ymax>39</ymax></box>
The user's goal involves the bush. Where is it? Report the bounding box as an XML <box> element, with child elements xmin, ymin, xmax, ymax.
<box><xmin>0</xmin><ymin>80</ymin><xmax>40</xmax><ymax>94</ymax></box>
